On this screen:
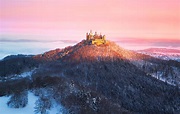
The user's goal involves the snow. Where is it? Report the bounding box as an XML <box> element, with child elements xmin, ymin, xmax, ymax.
<box><xmin>18</xmin><ymin>70</ymin><xmax>34</xmax><ymax>78</ymax></box>
<box><xmin>137</xmin><ymin>51</ymin><xmax>180</xmax><ymax>62</ymax></box>
<box><xmin>13</xmin><ymin>69</ymin><xmax>36</xmax><ymax>79</ymax></box>
<box><xmin>48</xmin><ymin>101</ymin><xmax>64</xmax><ymax>114</ymax></box>
<box><xmin>0</xmin><ymin>69</ymin><xmax>35</xmax><ymax>82</ymax></box>
<box><xmin>0</xmin><ymin>92</ymin><xmax>64</xmax><ymax>114</ymax></box>
<box><xmin>0</xmin><ymin>92</ymin><xmax>38</xmax><ymax>114</ymax></box>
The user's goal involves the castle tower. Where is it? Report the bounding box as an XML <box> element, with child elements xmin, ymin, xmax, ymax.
<box><xmin>86</xmin><ymin>33</ymin><xmax>89</xmax><ymax>40</ymax></box>
<box><xmin>102</xmin><ymin>35</ymin><xmax>106</xmax><ymax>40</ymax></box>
<box><xmin>94</xmin><ymin>31</ymin><xmax>98</xmax><ymax>39</ymax></box>
<box><xmin>99</xmin><ymin>33</ymin><xmax>102</xmax><ymax>39</ymax></box>
<box><xmin>89</xmin><ymin>30</ymin><xmax>93</xmax><ymax>39</ymax></box>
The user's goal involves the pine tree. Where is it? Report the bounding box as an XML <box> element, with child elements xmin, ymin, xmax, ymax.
<box><xmin>7</xmin><ymin>90</ymin><xmax>28</xmax><ymax>108</ymax></box>
<box><xmin>34</xmin><ymin>97</ymin><xmax>51</xmax><ymax>114</ymax></box>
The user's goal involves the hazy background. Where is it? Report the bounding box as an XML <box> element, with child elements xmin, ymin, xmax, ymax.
<box><xmin>1</xmin><ymin>38</ymin><xmax>180</xmax><ymax>60</ymax></box>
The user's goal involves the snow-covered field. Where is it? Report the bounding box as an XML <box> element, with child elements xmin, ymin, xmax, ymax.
<box><xmin>0</xmin><ymin>92</ymin><xmax>38</xmax><ymax>114</ymax></box>
<box><xmin>0</xmin><ymin>92</ymin><xmax>62</xmax><ymax>114</ymax></box>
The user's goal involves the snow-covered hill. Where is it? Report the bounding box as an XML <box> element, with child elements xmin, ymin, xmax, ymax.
<box><xmin>0</xmin><ymin>40</ymin><xmax>180</xmax><ymax>113</ymax></box>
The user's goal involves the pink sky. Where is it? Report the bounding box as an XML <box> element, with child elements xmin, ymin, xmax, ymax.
<box><xmin>0</xmin><ymin>0</ymin><xmax>180</xmax><ymax>47</ymax></box>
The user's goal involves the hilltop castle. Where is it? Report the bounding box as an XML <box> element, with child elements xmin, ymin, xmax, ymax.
<box><xmin>86</xmin><ymin>30</ymin><xmax>106</xmax><ymax>45</ymax></box>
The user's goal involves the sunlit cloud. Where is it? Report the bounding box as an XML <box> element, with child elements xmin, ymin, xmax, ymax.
<box><xmin>114</xmin><ymin>38</ymin><xmax>180</xmax><ymax>50</ymax></box>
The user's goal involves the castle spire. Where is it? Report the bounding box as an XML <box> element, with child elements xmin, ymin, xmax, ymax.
<box><xmin>89</xmin><ymin>30</ymin><xmax>93</xmax><ymax>39</ymax></box>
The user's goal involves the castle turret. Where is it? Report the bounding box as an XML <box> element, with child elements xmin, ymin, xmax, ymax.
<box><xmin>89</xmin><ymin>30</ymin><xmax>93</xmax><ymax>39</ymax></box>
<box><xmin>86</xmin><ymin>33</ymin><xmax>89</xmax><ymax>40</ymax></box>
<box><xmin>99</xmin><ymin>33</ymin><xmax>102</xmax><ymax>39</ymax></box>
<box><xmin>102</xmin><ymin>35</ymin><xmax>106</xmax><ymax>40</ymax></box>
<box><xmin>94</xmin><ymin>31</ymin><xmax>99</xmax><ymax>39</ymax></box>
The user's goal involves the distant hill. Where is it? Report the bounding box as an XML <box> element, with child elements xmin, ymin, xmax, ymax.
<box><xmin>138</xmin><ymin>48</ymin><xmax>180</xmax><ymax>54</ymax></box>
<box><xmin>137</xmin><ymin>48</ymin><xmax>180</xmax><ymax>62</ymax></box>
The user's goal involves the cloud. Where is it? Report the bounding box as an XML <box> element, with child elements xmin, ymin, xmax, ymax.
<box><xmin>114</xmin><ymin>38</ymin><xmax>180</xmax><ymax>49</ymax></box>
<box><xmin>151</xmin><ymin>39</ymin><xmax>180</xmax><ymax>48</ymax></box>
<box><xmin>0</xmin><ymin>38</ymin><xmax>40</xmax><ymax>42</ymax></box>
<box><xmin>59</xmin><ymin>40</ymin><xmax>78</xmax><ymax>44</ymax></box>
<box><xmin>0</xmin><ymin>38</ymin><xmax>78</xmax><ymax>44</ymax></box>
